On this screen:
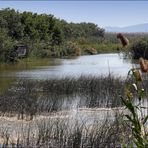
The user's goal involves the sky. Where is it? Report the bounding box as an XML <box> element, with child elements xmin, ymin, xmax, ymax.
<box><xmin>0</xmin><ymin>1</ymin><xmax>148</xmax><ymax>28</ymax></box>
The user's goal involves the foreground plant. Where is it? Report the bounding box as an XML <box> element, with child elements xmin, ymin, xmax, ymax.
<box><xmin>117</xmin><ymin>33</ymin><xmax>148</xmax><ymax>147</ymax></box>
<box><xmin>121</xmin><ymin>68</ymin><xmax>148</xmax><ymax>147</ymax></box>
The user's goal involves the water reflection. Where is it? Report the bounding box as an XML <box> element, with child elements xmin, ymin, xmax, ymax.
<box><xmin>15</xmin><ymin>54</ymin><xmax>132</xmax><ymax>79</ymax></box>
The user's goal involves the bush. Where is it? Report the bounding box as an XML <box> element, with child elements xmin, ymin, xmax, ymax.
<box><xmin>130</xmin><ymin>39</ymin><xmax>148</xmax><ymax>59</ymax></box>
<box><xmin>63</xmin><ymin>41</ymin><xmax>81</xmax><ymax>56</ymax></box>
<box><xmin>29</xmin><ymin>42</ymin><xmax>52</xmax><ymax>58</ymax></box>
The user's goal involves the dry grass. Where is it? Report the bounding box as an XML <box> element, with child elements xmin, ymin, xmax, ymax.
<box><xmin>0</xmin><ymin>75</ymin><xmax>141</xmax><ymax>147</ymax></box>
<box><xmin>0</xmin><ymin>111</ymin><xmax>131</xmax><ymax>148</ymax></box>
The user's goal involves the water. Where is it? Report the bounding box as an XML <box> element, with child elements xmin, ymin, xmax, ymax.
<box><xmin>15</xmin><ymin>54</ymin><xmax>132</xmax><ymax>79</ymax></box>
<box><xmin>0</xmin><ymin>53</ymin><xmax>133</xmax><ymax>92</ymax></box>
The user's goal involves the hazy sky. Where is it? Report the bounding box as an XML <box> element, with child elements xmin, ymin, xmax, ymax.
<box><xmin>0</xmin><ymin>1</ymin><xmax>148</xmax><ymax>28</ymax></box>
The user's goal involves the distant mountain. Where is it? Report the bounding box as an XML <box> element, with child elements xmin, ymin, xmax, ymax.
<box><xmin>105</xmin><ymin>23</ymin><xmax>148</xmax><ymax>33</ymax></box>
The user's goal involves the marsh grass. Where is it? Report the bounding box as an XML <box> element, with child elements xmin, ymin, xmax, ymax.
<box><xmin>0</xmin><ymin>75</ymin><xmax>126</xmax><ymax>119</ymax></box>
<box><xmin>0</xmin><ymin>113</ymin><xmax>131</xmax><ymax>148</ymax></box>
<box><xmin>0</xmin><ymin>75</ymin><xmax>144</xmax><ymax>147</ymax></box>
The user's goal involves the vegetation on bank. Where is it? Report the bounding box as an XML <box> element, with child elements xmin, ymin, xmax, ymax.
<box><xmin>0</xmin><ymin>8</ymin><xmax>106</xmax><ymax>62</ymax></box>
<box><xmin>1</xmin><ymin>8</ymin><xmax>148</xmax><ymax>62</ymax></box>
<box><xmin>130</xmin><ymin>38</ymin><xmax>148</xmax><ymax>59</ymax></box>
<box><xmin>1</xmin><ymin>10</ymin><xmax>148</xmax><ymax>55</ymax></box>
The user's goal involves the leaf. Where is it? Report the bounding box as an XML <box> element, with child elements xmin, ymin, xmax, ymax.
<box><xmin>138</xmin><ymin>89</ymin><xmax>145</xmax><ymax>101</ymax></box>
<box><xmin>132</xmin><ymin>83</ymin><xmax>138</xmax><ymax>91</ymax></box>
<box><xmin>143</xmin><ymin>115</ymin><xmax>148</xmax><ymax>125</ymax></box>
<box><xmin>125</xmin><ymin>115</ymin><xmax>134</xmax><ymax>123</ymax></box>
<box><xmin>128</xmin><ymin>69</ymin><xmax>133</xmax><ymax>76</ymax></box>
<box><xmin>122</xmin><ymin>143</ymin><xmax>127</xmax><ymax>148</ymax></box>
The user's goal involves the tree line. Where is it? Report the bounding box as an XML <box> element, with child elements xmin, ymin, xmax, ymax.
<box><xmin>1</xmin><ymin>8</ymin><xmax>147</xmax><ymax>62</ymax></box>
<box><xmin>0</xmin><ymin>8</ymin><xmax>105</xmax><ymax>62</ymax></box>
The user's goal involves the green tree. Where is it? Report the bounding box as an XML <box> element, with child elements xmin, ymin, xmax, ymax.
<box><xmin>21</xmin><ymin>11</ymin><xmax>39</xmax><ymax>41</ymax></box>
<box><xmin>0</xmin><ymin>8</ymin><xmax>24</xmax><ymax>39</ymax></box>
<box><xmin>0</xmin><ymin>28</ymin><xmax>14</xmax><ymax>62</ymax></box>
<box><xmin>51</xmin><ymin>26</ymin><xmax>63</xmax><ymax>46</ymax></box>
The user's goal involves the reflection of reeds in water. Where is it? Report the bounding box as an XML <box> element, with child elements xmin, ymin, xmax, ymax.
<box><xmin>0</xmin><ymin>75</ymin><xmax>125</xmax><ymax>120</ymax></box>
<box><xmin>0</xmin><ymin>111</ymin><xmax>131</xmax><ymax>147</ymax></box>
<box><xmin>0</xmin><ymin>75</ymin><xmax>148</xmax><ymax>120</ymax></box>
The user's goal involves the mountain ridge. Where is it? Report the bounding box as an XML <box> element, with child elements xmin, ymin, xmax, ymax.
<box><xmin>105</xmin><ymin>23</ymin><xmax>148</xmax><ymax>33</ymax></box>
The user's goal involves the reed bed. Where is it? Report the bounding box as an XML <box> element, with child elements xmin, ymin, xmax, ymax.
<box><xmin>0</xmin><ymin>75</ymin><xmax>146</xmax><ymax>147</ymax></box>
<box><xmin>0</xmin><ymin>112</ymin><xmax>132</xmax><ymax>148</ymax></box>
<box><xmin>0</xmin><ymin>75</ymin><xmax>148</xmax><ymax>120</ymax></box>
<box><xmin>0</xmin><ymin>75</ymin><xmax>126</xmax><ymax>119</ymax></box>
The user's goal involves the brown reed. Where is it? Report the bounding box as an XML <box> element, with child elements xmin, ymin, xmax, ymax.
<box><xmin>139</xmin><ymin>57</ymin><xmax>148</xmax><ymax>72</ymax></box>
<box><xmin>117</xmin><ymin>33</ymin><xmax>129</xmax><ymax>47</ymax></box>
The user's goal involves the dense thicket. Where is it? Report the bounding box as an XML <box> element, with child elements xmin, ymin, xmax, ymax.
<box><xmin>0</xmin><ymin>8</ymin><xmax>105</xmax><ymax>62</ymax></box>
<box><xmin>1</xmin><ymin>8</ymin><xmax>148</xmax><ymax>62</ymax></box>
<box><xmin>130</xmin><ymin>38</ymin><xmax>148</xmax><ymax>59</ymax></box>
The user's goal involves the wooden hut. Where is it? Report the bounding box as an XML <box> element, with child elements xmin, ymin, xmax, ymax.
<box><xmin>16</xmin><ymin>45</ymin><xmax>27</xmax><ymax>58</ymax></box>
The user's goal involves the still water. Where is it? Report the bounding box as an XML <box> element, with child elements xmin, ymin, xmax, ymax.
<box><xmin>0</xmin><ymin>53</ymin><xmax>133</xmax><ymax>91</ymax></box>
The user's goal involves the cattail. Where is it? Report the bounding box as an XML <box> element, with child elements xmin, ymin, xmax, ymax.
<box><xmin>125</xmin><ymin>88</ymin><xmax>133</xmax><ymax>100</ymax></box>
<box><xmin>139</xmin><ymin>57</ymin><xmax>148</xmax><ymax>72</ymax></box>
<box><xmin>132</xmin><ymin>69</ymin><xmax>142</xmax><ymax>81</ymax></box>
<box><xmin>117</xmin><ymin>33</ymin><xmax>129</xmax><ymax>47</ymax></box>
<box><xmin>144</xmin><ymin>59</ymin><xmax>148</xmax><ymax>69</ymax></box>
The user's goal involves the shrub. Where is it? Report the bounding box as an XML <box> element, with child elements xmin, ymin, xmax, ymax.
<box><xmin>63</xmin><ymin>41</ymin><xmax>81</xmax><ymax>56</ymax></box>
<box><xmin>130</xmin><ymin>39</ymin><xmax>148</xmax><ymax>59</ymax></box>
